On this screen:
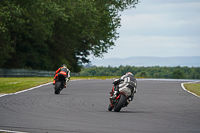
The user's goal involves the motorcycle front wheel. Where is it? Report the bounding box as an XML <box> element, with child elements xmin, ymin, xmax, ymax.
<box><xmin>114</xmin><ymin>94</ymin><xmax>126</xmax><ymax>112</ymax></box>
<box><xmin>108</xmin><ymin>104</ymin><xmax>113</xmax><ymax>111</ymax></box>
<box><xmin>54</xmin><ymin>81</ymin><xmax>61</xmax><ymax>94</ymax></box>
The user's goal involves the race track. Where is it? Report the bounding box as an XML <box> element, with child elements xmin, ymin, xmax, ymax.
<box><xmin>0</xmin><ymin>79</ymin><xmax>200</xmax><ymax>133</ymax></box>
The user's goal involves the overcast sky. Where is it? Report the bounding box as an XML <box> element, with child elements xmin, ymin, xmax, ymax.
<box><xmin>92</xmin><ymin>0</ymin><xmax>200</xmax><ymax>59</ymax></box>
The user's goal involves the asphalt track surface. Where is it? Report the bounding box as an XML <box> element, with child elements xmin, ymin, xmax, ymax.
<box><xmin>0</xmin><ymin>79</ymin><xmax>200</xmax><ymax>133</ymax></box>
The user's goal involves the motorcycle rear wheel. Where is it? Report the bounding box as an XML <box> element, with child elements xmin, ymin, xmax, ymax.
<box><xmin>54</xmin><ymin>81</ymin><xmax>61</xmax><ymax>94</ymax></box>
<box><xmin>114</xmin><ymin>94</ymin><xmax>126</xmax><ymax>112</ymax></box>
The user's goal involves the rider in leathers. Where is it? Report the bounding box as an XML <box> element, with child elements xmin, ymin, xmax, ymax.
<box><xmin>53</xmin><ymin>64</ymin><xmax>70</xmax><ymax>88</ymax></box>
<box><xmin>110</xmin><ymin>72</ymin><xmax>137</xmax><ymax>101</ymax></box>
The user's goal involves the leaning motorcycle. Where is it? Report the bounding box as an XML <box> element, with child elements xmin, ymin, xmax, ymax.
<box><xmin>54</xmin><ymin>71</ymin><xmax>68</xmax><ymax>94</ymax></box>
<box><xmin>108</xmin><ymin>78</ymin><xmax>136</xmax><ymax>112</ymax></box>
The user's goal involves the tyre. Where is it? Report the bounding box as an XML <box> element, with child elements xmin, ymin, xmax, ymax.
<box><xmin>54</xmin><ymin>81</ymin><xmax>61</xmax><ymax>94</ymax></box>
<box><xmin>114</xmin><ymin>94</ymin><xmax>126</xmax><ymax>112</ymax></box>
<box><xmin>108</xmin><ymin>104</ymin><xmax>113</xmax><ymax>111</ymax></box>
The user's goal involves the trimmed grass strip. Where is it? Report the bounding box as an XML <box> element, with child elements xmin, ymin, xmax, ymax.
<box><xmin>184</xmin><ymin>83</ymin><xmax>200</xmax><ymax>97</ymax></box>
<box><xmin>0</xmin><ymin>76</ymin><xmax>119</xmax><ymax>94</ymax></box>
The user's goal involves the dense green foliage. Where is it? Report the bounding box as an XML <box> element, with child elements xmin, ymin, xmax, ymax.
<box><xmin>79</xmin><ymin>66</ymin><xmax>200</xmax><ymax>79</ymax></box>
<box><xmin>0</xmin><ymin>0</ymin><xmax>139</xmax><ymax>72</ymax></box>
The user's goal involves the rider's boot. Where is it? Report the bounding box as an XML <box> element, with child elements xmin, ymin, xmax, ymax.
<box><xmin>129</xmin><ymin>91</ymin><xmax>135</xmax><ymax>101</ymax></box>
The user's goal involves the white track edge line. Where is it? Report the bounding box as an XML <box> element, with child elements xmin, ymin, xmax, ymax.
<box><xmin>181</xmin><ymin>81</ymin><xmax>200</xmax><ymax>98</ymax></box>
<box><xmin>0</xmin><ymin>129</ymin><xmax>27</xmax><ymax>133</ymax></box>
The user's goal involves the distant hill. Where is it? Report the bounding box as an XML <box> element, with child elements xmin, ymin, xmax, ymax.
<box><xmin>90</xmin><ymin>56</ymin><xmax>200</xmax><ymax>67</ymax></box>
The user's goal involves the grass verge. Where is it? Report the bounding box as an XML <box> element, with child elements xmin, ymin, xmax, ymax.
<box><xmin>183</xmin><ymin>83</ymin><xmax>200</xmax><ymax>97</ymax></box>
<box><xmin>0</xmin><ymin>76</ymin><xmax>119</xmax><ymax>94</ymax></box>
<box><xmin>0</xmin><ymin>77</ymin><xmax>53</xmax><ymax>94</ymax></box>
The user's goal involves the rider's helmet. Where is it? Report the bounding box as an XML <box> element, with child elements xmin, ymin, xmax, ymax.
<box><xmin>62</xmin><ymin>64</ymin><xmax>67</xmax><ymax>68</ymax></box>
<box><xmin>125</xmin><ymin>72</ymin><xmax>133</xmax><ymax>76</ymax></box>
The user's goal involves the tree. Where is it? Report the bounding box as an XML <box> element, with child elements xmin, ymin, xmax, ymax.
<box><xmin>140</xmin><ymin>71</ymin><xmax>147</xmax><ymax>78</ymax></box>
<box><xmin>1</xmin><ymin>0</ymin><xmax>139</xmax><ymax>72</ymax></box>
<box><xmin>0</xmin><ymin>0</ymin><xmax>23</xmax><ymax>67</ymax></box>
<box><xmin>0</xmin><ymin>0</ymin><xmax>68</xmax><ymax>69</ymax></box>
<box><xmin>172</xmin><ymin>69</ymin><xmax>184</xmax><ymax>79</ymax></box>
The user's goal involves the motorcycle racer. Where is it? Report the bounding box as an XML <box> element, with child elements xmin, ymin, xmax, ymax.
<box><xmin>53</xmin><ymin>64</ymin><xmax>70</xmax><ymax>88</ymax></box>
<box><xmin>110</xmin><ymin>72</ymin><xmax>137</xmax><ymax>101</ymax></box>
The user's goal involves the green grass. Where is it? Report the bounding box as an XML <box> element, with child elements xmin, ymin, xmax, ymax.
<box><xmin>184</xmin><ymin>83</ymin><xmax>200</xmax><ymax>97</ymax></box>
<box><xmin>0</xmin><ymin>77</ymin><xmax>53</xmax><ymax>94</ymax></box>
<box><xmin>0</xmin><ymin>76</ymin><xmax>119</xmax><ymax>94</ymax></box>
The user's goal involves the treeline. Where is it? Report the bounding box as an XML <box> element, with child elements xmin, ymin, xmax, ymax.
<box><xmin>79</xmin><ymin>66</ymin><xmax>200</xmax><ymax>79</ymax></box>
<box><xmin>0</xmin><ymin>0</ymin><xmax>139</xmax><ymax>72</ymax></box>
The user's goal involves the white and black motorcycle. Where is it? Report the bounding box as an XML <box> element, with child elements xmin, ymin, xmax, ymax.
<box><xmin>108</xmin><ymin>78</ymin><xmax>137</xmax><ymax>112</ymax></box>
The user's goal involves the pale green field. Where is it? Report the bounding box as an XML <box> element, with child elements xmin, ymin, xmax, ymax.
<box><xmin>0</xmin><ymin>76</ymin><xmax>119</xmax><ymax>94</ymax></box>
